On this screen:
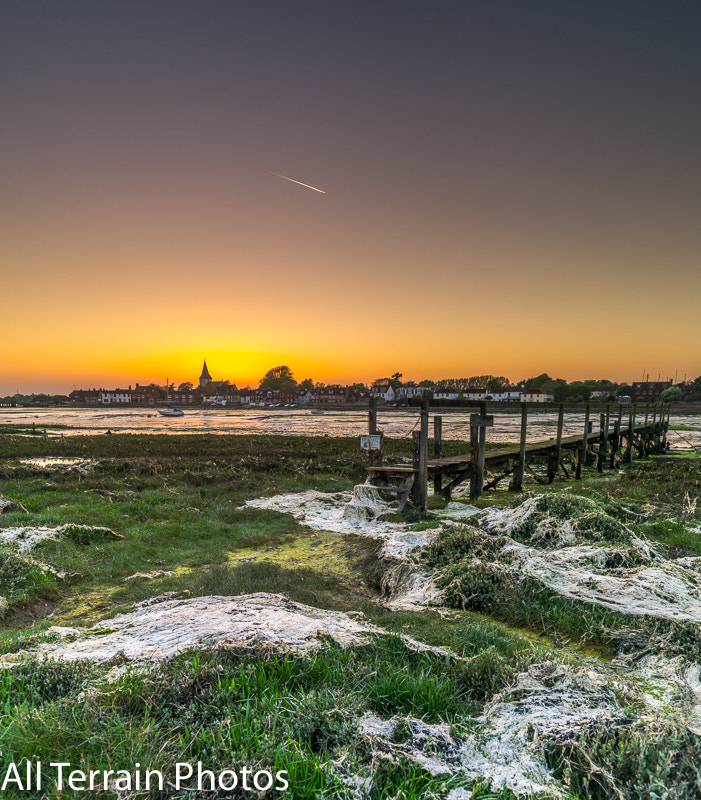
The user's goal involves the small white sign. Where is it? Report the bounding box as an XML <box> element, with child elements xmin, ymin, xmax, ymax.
<box><xmin>360</xmin><ymin>434</ymin><xmax>382</xmax><ymax>450</ymax></box>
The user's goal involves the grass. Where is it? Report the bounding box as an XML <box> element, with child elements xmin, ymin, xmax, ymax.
<box><xmin>0</xmin><ymin>638</ymin><xmax>533</xmax><ymax>799</ymax></box>
<box><xmin>1</xmin><ymin>430</ymin><xmax>700</xmax><ymax>798</ymax></box>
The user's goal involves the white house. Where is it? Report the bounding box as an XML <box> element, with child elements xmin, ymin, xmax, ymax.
<box><xmin>371</xmin><ymin>384</ymin><xmax>396</xmax><ymax>403</ymax></box>
<box><xmin>98</xmin><ymin>389</ymin><xmax>131</xmax><ymax>405</ymax></box>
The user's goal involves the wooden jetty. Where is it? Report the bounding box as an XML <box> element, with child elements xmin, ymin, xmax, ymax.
<box><xmin>364</xmin><ymin>399</ymin><xmax>672</xmax><ymax>511</ymax></box>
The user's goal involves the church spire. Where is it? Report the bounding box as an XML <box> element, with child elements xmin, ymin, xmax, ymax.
<box><xmin>199</xmin><ymin>359</ymin><xmax>212</xmax><ymax>387</ymax></box>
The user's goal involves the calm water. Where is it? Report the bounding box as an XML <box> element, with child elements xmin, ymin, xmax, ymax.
<box><xmin>2</xmin><ymin>407</ymin><xmax>699</xmax><ymax>449</ymax></box>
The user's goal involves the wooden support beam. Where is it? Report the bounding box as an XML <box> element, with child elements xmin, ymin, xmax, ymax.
<box><xmin>549</xmin><ymin>403</ymin><xmax>564</xmax><ymax>483</ymax></box>
<box><xmin>511</xmin><ymin>403</ymin><xmax>528</xmax><ymax>490</ymax></box>
<box><xmin>576</xmin><ymin>403</ymin><xmax>590</xmax><ymax>479</ymax></box>
<box><xmin>597</xmin><ymin>412</ymin><xmax>606</xmax><ymax>473</ymax></box>
<box><xmin>609</xmin><ymin>419</ymin><xmax>619</xmax><ymax>468</ymax></box>
<box><xmin>433</xmin><ymin>416</ymin><xmax>443</xmax><ymax>495</ymax></box>
<box><xmin>469</xmin><ymin>401</ymin><xmax>493</xmax><ymax>500</ymax></box>
<box><xmin>433</xmin><ymin>416</ymin><xmax>442</xmax><ymax>459</ymax></box>
<box><xmin>643</xmin><ymin>404</ymin><xmax>650</xmax><ymax>456</ymax></box>
<box><xmin>609</xmin><ymin>404</ymin><xmax>621</xmax><ymax>468</ymax></box>
<box><xmin>368</xmin><ymin>397</ymin><xmax>378</xmax><ymax>435</ymax></box>
<box><xmin>626</xmin><ymin>404</ymin><xmax>636</xmax><ymax>464</ymax></box>
<box><xmin>661</xmin><ymin>403</ymin><xmax>669</xmax><ymax>451</ymax></box>
<box><xmin>651</xmin><ymin>403</ymin><xmax>659</xmax><ymax>453</ymax></box>
<box><xmin>411</xmin><ymin>402</ymin><xmax>429</xmax><ymax>510</ymax></box>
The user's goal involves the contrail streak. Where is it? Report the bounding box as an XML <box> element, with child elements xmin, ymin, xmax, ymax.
<box><xmin>271</xmin><ymin>172</ymin><xmax>326</xmax><ymax>194</ymax></box>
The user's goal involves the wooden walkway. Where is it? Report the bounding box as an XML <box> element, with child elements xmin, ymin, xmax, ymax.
<box><xmin>364</xmin><ymin>400</ymin><xmax>671</xmax><ymax>510</ymax></box>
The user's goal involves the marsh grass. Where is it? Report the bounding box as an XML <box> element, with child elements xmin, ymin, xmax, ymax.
<box><xmin>1</xmin><ymin>431</ymin><xmax>699</xmax><ymax>798</ymax></box>
<box><xmin>0</xmin><ymin>638</ymin><xmax>532</xmax><ymax>799</ymax></box>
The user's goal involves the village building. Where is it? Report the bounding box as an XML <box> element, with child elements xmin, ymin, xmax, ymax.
<box><xmin>314</xmin><ymin>385</ymin><xmax>348</xmax><ymax>404</ymax></box>
<box><xmin>69</xmin><ymin>389</ymin><xmax>100</xmax><ymax>406</ymax></box>
<box><xmin>632</xmin><ymin>381</ymin><xmax>671</xmax><ymax>402</ymax></box>
<box><xmin>98</xmin><ymin>389</ymin><xmax>132</xmax><ymax>405</ymax></box>
<box><xmin>520</xmin><ymin>388</ymin><xmax>554</xmax><ymax>403</ymax></box>
<box><xmin>131</xmin><ymin>384</ymin><xmax>161</xmax><ymax>405</ymax></box>
<box><xmin>396</xmin><ymin>386</ymin><xmax>426</xmax><ymax>400</ymax></box>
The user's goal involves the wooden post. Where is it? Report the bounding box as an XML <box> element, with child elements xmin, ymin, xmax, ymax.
<box><xmin>609</xmin><ymin>402</ymin><xmax>622</xmax><ymax>469</ymax></box>
<box><xmin>643</xmin><ymin>404</ymin><xmax>650</xmax><ymax>456</ymax></box>
<box><xmin>551</xmin><ymin>403</ymin><xmax>565</xmax><ymax>483</ymax></box>
<box><xmin>469</xmin><ymin>402</ymin><xmax>493</xmax><ymax>500</ymax></box>
<box><xmin>662</xmin><ymin>403</ymin><xmax>670</xmax><ymax>450</ymax></box>
<box><xmin>412</xmin><ymin>402</ymin><xmax>429</xmax><ymax>511</ymax></box>
<box><xmin>597</xmin><ymin>413</ymin><xmax>606</xmax><ymax>472</ymax></box>
<box><xmin>626</xmin><ymin>404</ymin><xmax>636</xmax><ymax>463</ymax></box>
<box><xmin>368</xmin><ymin>397</ymin><xmax>378</xmax><ymax>435</ymax></box>
<box><xmin>433</xmin><ymin>416</ymin><xmax>443</xmax><ymax>496</ymax></box>
<box><xmin>477</xmin><ymin>401</ymin><xmax>487</xmax><ymax>492</ymax></box>
<box><xmin>433</xmin><ymin>416</ymin><xmax>442</xmax><ymax>458</ymax></box>
<box><xmin>651</xmin><ymin>404</ymin><xmax>659</xmax><ymax>453</ymax></box>
<box><xmin>609</xmin><ymin>418</ymin><xmax>619</xmax><ymax>468</ymax></box>
<box><xmin>511</xmin><ymin>403</ymin><xmax>528</xmax><ymax>490</ymax></box>
<box><xmin>604</xmin><ymin>402</ymin><xmax>611</xmax><ymax>468</ymax></box>
<box><xmin>577</xmin><ymin>403</ymin><xmax>590</xmax><ymax>479</ymax></box>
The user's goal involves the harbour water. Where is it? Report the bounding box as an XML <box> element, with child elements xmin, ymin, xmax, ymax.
<box><xmin>1</xmin><ymin>407</ymin><xmax>699</xmax><ymax>450</ymax></box>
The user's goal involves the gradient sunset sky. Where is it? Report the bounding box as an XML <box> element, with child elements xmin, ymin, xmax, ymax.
<box><xmin>3</xmin><ymin>2</ymin><xmax>700</xmax><ymax>394</ymax></box>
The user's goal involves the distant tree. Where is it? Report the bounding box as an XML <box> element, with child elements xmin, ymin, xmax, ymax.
<box><xmin>177</xmin><ymin>382</ymin><xmax>193</xmax><ymax>392</ymax></box>
<box><xmin>523</xmin><ymin>373</ymin><xmax>552</xmax><ymax>389</ymax></box>
<box><xmin>661</xmin><ymin>386</ymin><xmax>683</xmax><ymax>402</ymax></box>
<box><xmin>418</xmin><ymin>379</ymin><xmax>434</xmax><ymax>388</ymax></box>
<box><xmin>487</xmin><ymin>376</ymin><xmax>511</xmax><ymax>393</ymax></box>
<box><xmin>372</xmin><ymin>377</ymin><xmax>391</xmax><ymax>387</ymax></box>
<box><xmin>616</xmin><ymin>384</ymin><xmax>632</xmax><ymax>397</ymax></box>
<box><xmin>298</xmin><ymin>378</ymin><xmax>314</xmax><ymax>392</ymax></box>
<box><xmin>548</xmin><ymin>379</ymin><xmax>569</xmax><ymax>402</ymax></box>
<box><xmin>686</xmin><ymin>376</ymin><xmax>701</xmax><ymax>401</ymax></box>
<box><xmin>349</xmin><ymin>382</ymin><xmax>368</xmax><ymax>393</ymax></box>
<box><xmin>259</xmin><ymin>366</ymin><xmax>297</xmax><ymax>391</ymax></box>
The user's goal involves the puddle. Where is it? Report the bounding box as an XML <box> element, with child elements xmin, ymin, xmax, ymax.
<box><xmin>16</xmin><ymin>457</ymin><xmax>96</xmax><ymax>474</ymax></box>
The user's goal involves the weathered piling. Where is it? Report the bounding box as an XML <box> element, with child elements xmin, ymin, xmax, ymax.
<box><xmin>469</xmin><ymin>402</ymin><xmax>493</xmax><ymax>500</ymax></box>
<box><xmin>433</xmin><ymin>416</ymin><xmax>443</xmax><ymax>495</ymax></box>
<box><xmin>511</xmin><ymin>404</ymin><xmax>528</xmax><ymax>490</ymax></box>
<box><xmin>548</xmin><ymin>403</ymin><xmax>565</xmax><ymax>483</ymax></box>
<box><xmin>368</xmin><ymin>397</ymin><xmax>378</xmax><ymax>436</ymax></box>
<box><xmin>411</xmin><ymin>401</ymin><xmax>429</xmax><ymax>510</ymax></box>
<box><xmin>597</xmin><ymin>413</ymin><xmax>606</xmax><ymax>473</ymax></box>
<box><xmin>576</xmin><ymin>403</ymin><xmax>590</xmax><ymax>479</ymax></box>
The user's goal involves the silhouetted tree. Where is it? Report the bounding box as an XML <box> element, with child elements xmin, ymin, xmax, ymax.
<box><xmin>259</xmin><ymin>366</ymin><xmax>297</xmax><ymax>391</ymax></box>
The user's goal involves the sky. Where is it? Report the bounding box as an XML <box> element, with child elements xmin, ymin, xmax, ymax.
<box><xmin>2</xmin><ymin>1</ymin><xmax>700</xmax><ymax>394</ymax></box>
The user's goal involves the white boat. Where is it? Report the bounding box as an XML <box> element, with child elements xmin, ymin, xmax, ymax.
<box><xmin>158</xmin><ymin>406</ymin><xmax>184</xmax><ymax>417</ymax></box>
<box><xmin>158</xmin><ymin>378</ymin><xmax>185</xmax><ymax>417</ymax></box>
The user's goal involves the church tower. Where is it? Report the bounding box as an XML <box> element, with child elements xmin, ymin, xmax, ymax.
<box><xmin>199</xmin><ymin>359</ymin><xmax>212</xmax><ymax>388</ymax></box>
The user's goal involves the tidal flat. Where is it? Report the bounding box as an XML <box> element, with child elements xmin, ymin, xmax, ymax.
<box><xmin>0</xmin><ymin>431</ymin><xmax>700</xmax><ymax>799</ymax></box>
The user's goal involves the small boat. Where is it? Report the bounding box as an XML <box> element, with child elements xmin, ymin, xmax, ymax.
<box><xmin>311</xmin><ymin>409</ymin><xmax>324</xmax><ymax>415</ymax></box>
<box><xmin>158</xmin><ymin>406</ymin><xmax>184</xmax><ymax>417</ymax></box>
<box><xmin>158</xmin><ymin>377</ymin><xmax>185</xmax><ymax>417</ymax></box>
